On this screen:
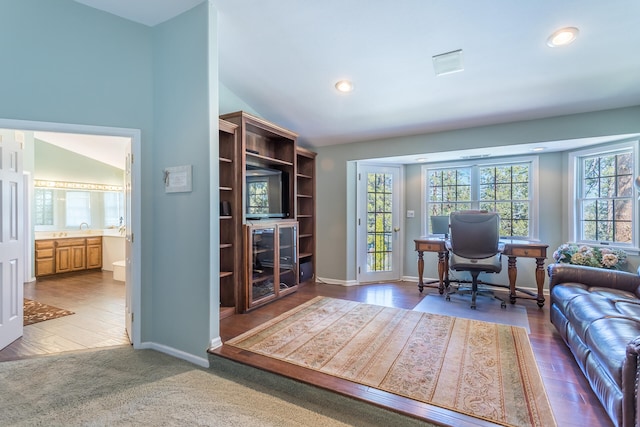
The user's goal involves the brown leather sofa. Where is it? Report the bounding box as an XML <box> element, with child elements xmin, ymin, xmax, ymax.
<box><xmin>548</xmin><ymin>263</ymin><xmax>640</xmax><ymax>427</ymax></box>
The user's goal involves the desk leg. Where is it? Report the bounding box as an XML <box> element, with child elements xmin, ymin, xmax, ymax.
<box><xmin>507</xmin><ymin>256</ymin><xmax>517</xmax><ymax>304</ymax></box>
<box><xmin>437</xmin><ymin>251</ymin><xmax>446</xmax><ymax>294</ymax></box>
<box><xmin>535</xmin><ymin>257</ymin><xmax>546</xmax><ymax>308</ymax></box>
<box><xmin>417</xmin><ymin>250</ymin><xmax>424</xmax><ymax>292</ymax></box>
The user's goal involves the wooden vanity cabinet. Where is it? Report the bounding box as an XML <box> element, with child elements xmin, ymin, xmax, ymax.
<box><xmin>86</xmin><ymin>237</ymin><xmax>103</xmax><ymax>270</ymax></box>
<box><xmin>35</xmin><ymin>240</ymin><xmax>55</xmax><ymax>276</ymax></box>
<box><xmin>35</xmin><ymin>236</ymin><xmax>103</xmax><ymax>277</ymax></box>
<box><xmin>56</xmin><ymin>238</ymin><xmax>86</xmax><ymax>273</ymax></box>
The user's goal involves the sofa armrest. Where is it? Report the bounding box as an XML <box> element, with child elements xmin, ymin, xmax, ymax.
<box><xmin>547</xmin><ymin>263</ymin><xmax>640</xmax><ymax>296</ymax></box>
<box><xmin>623</xmin><ymin>337</ymin><xmax>640</xmax><ymax>427</ymax></box>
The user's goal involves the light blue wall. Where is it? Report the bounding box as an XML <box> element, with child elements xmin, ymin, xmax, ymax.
<box><xmin>0</xmin><ymin>0</ymin><xmax>219</xmax><ymax>363</ymax></box>
<box><xmin>151</xmin><ymin>2</ymin><xmax>217</xmax><ymax>358</ymax></box>
<box><xmin>314</xmin><ymin>106</ymin><xmax>640</xmax><ymax>287</ymax></box>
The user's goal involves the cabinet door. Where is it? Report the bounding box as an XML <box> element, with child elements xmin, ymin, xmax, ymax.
<box><xmin>278</xmin><ymin>224</ymin><xmax>297</xmax><ymax>294</ymax></box>
<box><xmin>71</xmin><ymin>245</ymin><xmax>86</xmax><ymax>271</ymax></box>
<box><xmin>86</xmin><ymin>237</ymin><xmax>102</xmax><ymax>269</ymax></box>
<box><xmin>56</xmin><ymin>247</ymin><xmax>72</xmax><ymax>273</ymax></box>
<box><xmin>86</xmin><ymin>244</ymin><xmax>102</xmax><ymax>269</ymax></box>
<box><xmin>248</xmin><ymin>226</ymin><xmax>277</xmax><ymax>308</ymax></box>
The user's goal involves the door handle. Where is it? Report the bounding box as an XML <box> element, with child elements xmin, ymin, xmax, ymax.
<box><xmin>393</xmin><ymin>227</ymin><xmax>400</xmax><ymax>232</ymax></box>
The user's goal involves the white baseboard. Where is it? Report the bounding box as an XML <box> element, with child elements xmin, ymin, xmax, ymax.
<box><xmin>137</xmin><ymin>341</ymin><xmax>210</xmax><ymax>368</ymax></box>
<box><xmin>316</xmin><ymin>276</ymin><xmax>359</xmax><ymax>286</ymax></box>
<box><xmin>208</xmin><ymin>336</ymin><xmax>222</xmax><ymax>351</ymax></box>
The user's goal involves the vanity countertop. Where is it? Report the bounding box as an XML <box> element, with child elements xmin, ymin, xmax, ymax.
<box><xmin>35</xmin><ymin>229</ymin><xmax>124</xmax><ymax>240</ymax></box>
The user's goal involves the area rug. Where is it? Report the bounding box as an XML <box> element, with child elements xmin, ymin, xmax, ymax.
<box><xmin>226</xmin><ymin>296</ymin><xmax>556</xmax><ymax>427</ymax></box>
<box><xmin>23</xmin><ymin>298</ymin><xmax>74</xmax><ymax>326</ymax></box>
<box><xmin>414</xmin><ymin>293</ymin><xmax>531</xmax><ymax>333</ymax></box>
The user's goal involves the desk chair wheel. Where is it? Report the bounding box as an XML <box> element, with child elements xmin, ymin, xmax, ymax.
<box><xmin>501</xmin><ymin>301</ymin><xmax>507</xmax><ymax>309</ymax></box>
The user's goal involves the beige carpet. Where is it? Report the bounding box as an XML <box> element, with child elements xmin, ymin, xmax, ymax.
<box><xmin>227</xmin><ymin>296</ymin><xmax>556</xmax><ymax>427</ymax></box>
<box><xmin>23</xmin><ymin>298</ymin><xmax>74</xmax><ymax>325</ymax></box>
<box><xmin>0</xmin><ymin>346</ymin><xmax>431</xmax><ymax>427</ymax></box>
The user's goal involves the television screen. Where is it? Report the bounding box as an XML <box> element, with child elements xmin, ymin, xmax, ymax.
<box><xmin>245</xmin><ymin>164</ymin><xmax>289</xmax><ymax>219</ymax></box>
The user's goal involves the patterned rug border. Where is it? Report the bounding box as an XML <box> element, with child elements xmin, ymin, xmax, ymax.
<box><xmin>226</xmin><ymin>296</ymin><xmax>556</xmax><ymax>427</ymax></box>
<box><xmin>23</xmin><ymin>298</ymin><xmax>75</xmax><ymax>326</ymax></box>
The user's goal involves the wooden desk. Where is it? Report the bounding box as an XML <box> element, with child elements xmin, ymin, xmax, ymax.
<box><xmin>414</xmin><ymin>239</ymin><xmax>448</xmax><ymax>294</ymax></box>
<box><xmin>414</xmin><ymin>238</ymin><xmax>548</xmax><ymax>307</ymax></box>
<box><xmin>501</xmin><ymin>241</ymin><xmax>548</xmax><ymax>307</ymax></box>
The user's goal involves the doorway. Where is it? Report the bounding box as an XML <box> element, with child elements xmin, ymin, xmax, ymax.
<box><xmin>356</xmin><ymin>163</ymin><xmax>403</xmax><ymax>283</ymax></box>
<box><xmin>0</xmin><ymin>119</ymin><xmax>141</xmax><ymax>358</ymax></box>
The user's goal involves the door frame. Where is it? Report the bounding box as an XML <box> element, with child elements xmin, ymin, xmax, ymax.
<box><xmin>0</xmin><ymin>118</ymin><xmax>141</xmax><ymax>348</ymax></box>
<box><xmin>356</xmin><ymin>162</ymin><xmax>404</xmax><ymax>283</ymax></box>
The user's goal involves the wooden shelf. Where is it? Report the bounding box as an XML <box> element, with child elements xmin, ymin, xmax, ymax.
<box><xmin>246</xmin><ymin>151</ymin><xmax>293</xmax><ymax>166</ymax></box>
<box><xmin>220</xmin><ymin>111</ymin><xmax>315</xmax><ymax>311</ymax></box>
<box><xmin>218</xmin><ymin>118</ymin><xmax>241</xmax><ymax>316</ymax></box>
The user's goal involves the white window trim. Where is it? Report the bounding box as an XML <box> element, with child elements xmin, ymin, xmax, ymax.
<box><xmin>567</xmin><ymin>139</ymin><xmax>640</xmax><ymax>251</ymax></box>
<box><xmin>421</xmin><ymin>155</ymin><xmax>539</xmax><ymax>241</ymax></box>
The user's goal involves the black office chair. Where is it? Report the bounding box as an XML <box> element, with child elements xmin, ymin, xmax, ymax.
<box><xmin>446</xmin><ymin>210</ymin><xmax>506</xmax><ymax>309</ymax></box>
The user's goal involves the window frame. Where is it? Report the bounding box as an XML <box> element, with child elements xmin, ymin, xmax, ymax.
<box><xmin>568</xmin><ymin>139</ymin><xmax>639</xmax><ymax>251</ymax></box>
<box><xmin>421</xmin><ymin>155</ymin><xmax>539</xmax><ymax>241</ymax></box>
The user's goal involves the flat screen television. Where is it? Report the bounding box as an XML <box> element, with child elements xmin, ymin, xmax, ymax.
<box><xmin>245</xmin><ymin>164</ymin><xmax>290</xmax><ymax>220</ymax></box>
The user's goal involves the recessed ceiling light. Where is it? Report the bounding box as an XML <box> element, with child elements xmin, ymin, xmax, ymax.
<box><xmin>531</xmin><ymin>147</ymin><xmax>546</xmax><ymax>152</ymax></box>
<box><xmin>415</xmin><ymin>157</ymin><xmax>428</xmax><ymax>162</ymax></box>
<box><xmin>335</xmin><ymin>80</ymin><xmax>354</xmax><ymax>93</ymax></box>
<box><xmin>547</xmin><ymin>27</ymin><xmax>579</xmax><ymax>47</ymax></box>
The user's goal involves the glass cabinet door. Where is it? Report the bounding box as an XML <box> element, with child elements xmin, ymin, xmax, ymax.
<box><xmin>250</xmin><ymin>226</ymin><xmax>276</xmax><ymax>305</ymax></box>
<box><xmin>278</xmin><ymin>224</ymin><xmax>297</xmax><ymax>293</ymax></box>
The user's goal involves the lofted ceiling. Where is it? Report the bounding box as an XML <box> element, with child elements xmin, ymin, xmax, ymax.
<box><xmin>74</xmin><ymin>0</ymin><xmax>640</xmax><ymax>159</ymax></box>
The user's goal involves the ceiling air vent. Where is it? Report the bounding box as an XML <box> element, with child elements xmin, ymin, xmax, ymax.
<box><xmin>432</xmin><ymin>49</ymin><xmax>464</xmax><ymax>76</ymax></box>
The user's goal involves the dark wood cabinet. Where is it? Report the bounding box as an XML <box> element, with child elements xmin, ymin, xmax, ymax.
<box><xmin>218</xmin><ymin>111</ymin><xmax>316</xmax><ymax>312</ymax></box>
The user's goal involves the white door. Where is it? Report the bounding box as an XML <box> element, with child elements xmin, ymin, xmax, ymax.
<box><xmin>357</xmin><ymin>164</ymin><xmax>402</xmax><ymax>282</ymax></box>
<box><xmin>0</xmin><ymin>129</ymin><xmax>24</xmax><ymax>350</ymax></box>
<box><xmin>124</xmin><ymin>146</ymin><xmax>133</xmax><ymax>344</ymax></box>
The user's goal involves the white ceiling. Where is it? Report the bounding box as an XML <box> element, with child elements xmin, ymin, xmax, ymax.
<box><xmin>72</xmin><ymin>0</ymin><xmax>640</xmax><ymax>161</ymax></box>
<box><xmin>35</xmin><ymin>132</ymin><xmax>128</xmax><ymax>170</ymax></box>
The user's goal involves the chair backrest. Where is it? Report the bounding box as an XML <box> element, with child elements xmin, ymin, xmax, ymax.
<box><xmin>449</xmin><ymin>210</ymin><xmax>500</xmax><ymax>259</ymax></box>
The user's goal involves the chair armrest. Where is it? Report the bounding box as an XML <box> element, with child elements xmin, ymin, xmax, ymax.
<box><xmin>547</xmin><ymin>263</ymin><xmax>640</xmax><ymax>295</ymax></box>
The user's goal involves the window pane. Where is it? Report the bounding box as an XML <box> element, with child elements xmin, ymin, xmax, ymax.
<box><xmin>34</xmin><ymin>189</ymin><xmax>54</xmax><ymax>226</ymax></box>
<box><xmin>65</xmin><ymin>191</ymin><xmax>91</xmax><ymax>227</ymax></box>
<box><xmin>427</xmin><ymin>162</ymin><xmax>532</xmax><ymax>239</ymax></box>
<box><xmin>578</xmin><ymin>147</ymin><xmax>634</xmax><ymax>244</ymax></box>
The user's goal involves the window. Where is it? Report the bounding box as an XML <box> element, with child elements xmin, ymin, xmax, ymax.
<box><xmin>569</xmin><ymin>140</ymin><xmax>638</xmax><ymax>248</ymax></box>
<box><xmin>34</xmin><ymin>189</ymin><xmax>54</xmax><ymax>226</ymax></box>
<box><xmin>104</xmin><ymin>191</ymin><xmax>124</xmax><ymax>228</ymax></box>
<box><xmin>424</xmin><ymin>157</ymin><xmax>537</xmax><ymax>239</ymax></box>
<box><xmin>247</xmin><ymin>180</ymin><xmax>269</xmax><ymax>214</ymax></box>
<box><xmin>65</xmin><ymin>191</ymin><xmax>91</xmax><ymax>227</ymax></box>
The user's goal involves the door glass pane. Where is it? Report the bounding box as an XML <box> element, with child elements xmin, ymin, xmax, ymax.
<box><xmin>366</xmin><ymin>172</ymin><xmax>393</xmax><ymax>273</ymax></box>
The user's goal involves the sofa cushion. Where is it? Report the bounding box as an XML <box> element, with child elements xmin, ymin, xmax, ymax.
<box><xmin>585</xmin><ymin>317</ymin><xmax>640</xmax><ymax>387</ymax></box>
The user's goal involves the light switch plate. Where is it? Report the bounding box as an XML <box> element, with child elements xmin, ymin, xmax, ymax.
<box><xmin>406</xmin><ymin>210</ymin><xmax>415</xmax><ymax>218</ymax></box>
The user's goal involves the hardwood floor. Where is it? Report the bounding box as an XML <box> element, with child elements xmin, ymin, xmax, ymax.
<box><xmin>212</xmin><ymin>281</ymin><xmax>613</xmax><ymax>427</ymax></box>
<box><xmin>0</xmin><ymin>270</ymin><xmax>129</xmax><ymax>362</ymax></box>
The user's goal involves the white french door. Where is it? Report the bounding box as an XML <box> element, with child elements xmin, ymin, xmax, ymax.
<box><xmin>0</xmin><ymin>129</ymin><xmax>24</xmax><ymax>350</ymax></box>
<box><xmin>356</xmin><ymin>164</ymin><xmax>402</xmax><ymax>283</ymax></box>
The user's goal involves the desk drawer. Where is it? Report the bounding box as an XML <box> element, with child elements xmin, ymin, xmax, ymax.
<box><xmin>416</xmin><ymin>242</ymin><xmax>446</xmax><ymax>252</ymax></box>
<box><xmin>507</xmin><ymin>247</ymin><xmax>545</xmax><ymax>258</ymax></box>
